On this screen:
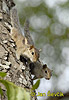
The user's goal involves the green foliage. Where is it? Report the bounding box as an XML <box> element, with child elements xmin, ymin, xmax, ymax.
<box><xmin>0</xmin><ymin>79</ymin><xmax>30</xmax><ymax>100</ymax></box>
<box><xmin>0</xmin><ymin>72</ymin><xmax>41</xmax><ymax>99</ymax></box>
<box><xmin>59</xmin><ymin>1</ymin><xmax>69</xmax><ymax>8</ymax></box>
<box><xmin>0</xmin><ymin>87</ymin><xmax>3</xmax><ymax>96</ymax></box>
<box><xmin>0</xmin><ymin>71</ymin><xmax>40</xmax><ymax>100</ymax></box>
<box><xmin>0</xmin><ymin>72</ymin><xmax>30</xmax><ymax>100</ymax></box>
<box><xmin>32</xmin><ymin>80</ymin><xmax>40</xmax><ymax>90</ymax></box>
<box><xmin>0</xmin><ymin>72</ymin><xmax>7</xmax><ymax>78</ymax></box>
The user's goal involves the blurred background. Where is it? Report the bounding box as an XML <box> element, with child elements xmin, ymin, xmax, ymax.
<box><xmin>14</xmin><ymin>0</ymin><xmax>69</xmax><ymax>100</ymax></box>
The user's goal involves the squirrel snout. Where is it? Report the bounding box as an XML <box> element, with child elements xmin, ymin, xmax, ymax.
<box><xmin>46</xmin><ymin>78</ymin><xmax>50</xmax><ymax>80</ymax></box>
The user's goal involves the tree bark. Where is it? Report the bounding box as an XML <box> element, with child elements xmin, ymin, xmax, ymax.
<box><xmin>0</xmin><ymin>0</ymin><xmax>36</xmax><ymax>100</ymax></box>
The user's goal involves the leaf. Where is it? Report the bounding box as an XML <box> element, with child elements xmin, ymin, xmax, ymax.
<box><xmin>32</xmin><ymin>80</ymin><xmax>40</xmax><ymax>90</ymax></box>
<box><xmin>0</xmin><ymin>87</ymin><xmax>3</xmax><ymax>96</ymax></box>
<box><xmin>0</xmin><ymin>72</ymin><xmax>7</xmax><ymax>78</ymax></box>
<box><xmin>0</xmin><ymin>79</ymin><xmax>30</xmax><ymax>100</ymax></box>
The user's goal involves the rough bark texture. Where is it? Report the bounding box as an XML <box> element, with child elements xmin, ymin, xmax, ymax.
<box><xmin>0</xmin><ymin>0</ymin><xmax>36</xmax><ymax>100</ymax></box>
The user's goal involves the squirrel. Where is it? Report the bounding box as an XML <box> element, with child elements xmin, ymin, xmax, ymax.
<box><xmin>9</xmin><ymin>8</ymin><xmax>39</xmax><ymax>62</ymax></box>
<box><xmin>29</xmin><ymin>61</ymin><xmax>52</xmax><ymax>80</ymax></box>
<box><xmin>24</xmin><ymin>20</ymin><xmax>52</xmax><ymax>80</ymax></box>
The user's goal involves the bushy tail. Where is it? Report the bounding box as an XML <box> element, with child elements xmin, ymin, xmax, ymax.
<box><xmin>24</xmin><ymin>19</ymin><xmax>34</xmax><ymax>45</ymax></box>
<box><xmin>10</xmin><ymin>8</ymin><xmax>22</xmax><ymax>34</ymax></box>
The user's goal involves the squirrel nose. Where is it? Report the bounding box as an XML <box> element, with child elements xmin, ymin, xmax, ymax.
<box><xmin>46</xmin><ymin>78</ymin><xmax>50</xmax><ymax>80</ymax></box>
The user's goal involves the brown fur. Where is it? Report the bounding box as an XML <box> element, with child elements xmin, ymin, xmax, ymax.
<box><xmin>11</xmin><ymin>27</ymin><xmax>39</xmax><ymax>62</ymax></box>
<box><xmin>10</xmin><ymin>8</ymin><xmax>39</xmax><ymax>62</ymax></box>
<box><xmin>30</xmin><ymin>61</ymin><xmax>52</xmax><ymax>80</ymax></box>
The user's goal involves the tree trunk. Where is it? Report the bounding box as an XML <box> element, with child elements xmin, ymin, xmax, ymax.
<box><xmin>0</xmin><ymin>0</ymin><xmax>36</xmax><ymax>100</ymax></box>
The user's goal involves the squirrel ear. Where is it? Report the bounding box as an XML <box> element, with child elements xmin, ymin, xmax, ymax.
<box><xmin>39</xmin><ymin>49</ymin><xmax>42</xmax><ymax>52</ymax></box>
<box><xmin>29</xmin><ymin>45</ymin><xmax>34</xmax><ymax>50</ymax></box>
<box><xmin>23</xmin><ymin>39</ymin><xmax>25</xmax><ymax>44</ymax></box>
<box><xmin>23</xmin><ymin>38</ymin><xmax>28</xmax><ymax>44</ymax></box>
<box><xmin>43</xmin><ymin>64</ymin><xmax>47</xmax><ymax>69</ymax></box>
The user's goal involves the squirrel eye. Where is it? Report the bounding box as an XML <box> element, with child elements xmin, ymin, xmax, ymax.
<box><xmin>45</xmin><ymin>70</ymin><xmax>47</xmax><ymax>73</ymax></box>
<box><xmin>32</xmin><ymin>52</ymin><xmax>34</xmax><ymax>55</ymax></box>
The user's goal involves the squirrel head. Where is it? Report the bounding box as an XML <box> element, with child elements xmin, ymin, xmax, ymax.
<box><xmin>23</xmin><ymin>45</ymin><xmax>39</xmax><ymax>62</ymax></box>
<box><xmin>22</xmin><ymin>38</ymin><xmax>39</xmax><ymax>62</ymax></box>
<box><xmin>43</xmin><ymin>64</ymin><xmax>52</xmax><ymax>80</ymax></box>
